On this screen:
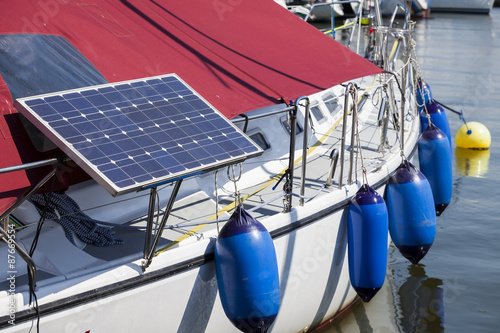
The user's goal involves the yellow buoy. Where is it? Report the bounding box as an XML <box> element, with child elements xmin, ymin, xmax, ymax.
<box><xmin>455</xmin><ymin>122</ymin><xmax>491</xmax><ymax>149</ymax></box>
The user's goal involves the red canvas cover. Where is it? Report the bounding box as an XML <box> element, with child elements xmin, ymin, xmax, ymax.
<box><xmin>0</xmin><ymin>0</ymin><xmax>382</xmax><ymax>214</ymax></box>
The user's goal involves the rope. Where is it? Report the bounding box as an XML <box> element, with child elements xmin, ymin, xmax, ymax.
<box><xmin>29</xmin><ymin>193</ymin><xmax>124</xmax><ymax>247</ymax></box>
<box><xmin>433</xmin><ymin>98</ymin><xmax>471</xmax><ymax>133</ymax></box>
<box><xmin>408</xmin><ymin>36</ymin><xmax>433</xmax><ymax>126</ymax></box>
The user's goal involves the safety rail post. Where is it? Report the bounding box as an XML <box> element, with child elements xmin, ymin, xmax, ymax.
<box><xmin>283</xmin><ymin>102</ymin><xmax>298</xmax><ymax>213</ymax></box>
<box><xmin>297</xmin><ymin>96</ymin><xmax>310</xmax><ymax>206</ymax></box>
<box><xmin>399</xmin><ymin>48</ymin><xmax>410</xmax><ymax>153</ymax></box>
<box><xmin>338</xmin><ymin>83</ymin><xmax>353</xmax><ymax>189</ymax></box>
<box><xmin>347</xmin><ymin>90</ymin><xmax>358</xmax><ymax>185</ymax></box>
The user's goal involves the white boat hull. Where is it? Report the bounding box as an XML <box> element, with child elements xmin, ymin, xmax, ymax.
<box><xmin>3</xmin><ymin>210</ymin><xmax>358</xmax><ymax>332</ymax></box>
<box><xmin>0</xmin><ymin>14</ymin><xmax>423</xmax><ymax>329</ymax></box>
<box><xmin>0</xmin><ymin>79</ymin><xmax>419</xmax><ymax>331</ymax></box>
<box><xmin>430</xmin><ymin>0</ymin><xmax>494</xmax><ymax>13</ymax></box>
<box><xmin>2</xmin><ymin>182</ymin><xmax>402</xmax><ymax>332</ymax></box>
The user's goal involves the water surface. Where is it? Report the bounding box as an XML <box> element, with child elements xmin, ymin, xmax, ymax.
<box><xmin>317</xmin><ymin>8</ymin><xmax>500</xmax><ymax>333</ymax></box>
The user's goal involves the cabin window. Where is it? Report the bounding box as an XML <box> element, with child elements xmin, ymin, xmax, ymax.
<box><xmin>323</xmin><ymin>93</ymin><xmax>341</xmax><ymax>114</ymax></box>
<box><xmin>280</xmin><ymin>115</ymin><xmax>303</xmax><ymax>135</ymax></box>
<box><xmin>310</xmin><ymin>105</ymin><xmax>325</xmax><ymax>123</ymax></box>
<box><xmin>249</xmin><ymin>131</ymin><xmax>270</xmax><ymax>151</ymax></box>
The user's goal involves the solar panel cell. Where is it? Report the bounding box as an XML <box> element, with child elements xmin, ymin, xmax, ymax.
<box><xmin>45</xmin><ymin>95</ymin><xmax>65</xmax><ymax>103</ymax></box>
<box><xmin>53</xmin><ymin>123</ymin><xmax>80</xmax><ymax>138</ymax></box>
<box><xmin>68</xmin><ymin>97</ymin><xmax>94</xmax><ymax>110</ymax></box>
<box><xmin>15</xmin><ymin>74</ymin><xmax>263</xmax><ymax>196</ymax></box>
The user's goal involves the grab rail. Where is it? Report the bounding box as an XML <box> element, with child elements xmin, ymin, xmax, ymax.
<box><xmin>325</xmin><ymin>148</ymin><xmax>339</xmax><ymax>188</ymax></box>
<box><xmin>0</xmin><ymin>156</ymin><xmax>70</xmax><ymax>175</ymax></box>
<box><xmin>231</xmin><ymin>105</ymin><xmax>295</xmax><ymax>124</ymax></box>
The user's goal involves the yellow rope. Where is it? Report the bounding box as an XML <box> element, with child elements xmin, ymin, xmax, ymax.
<box><xmin>388</xmin><ymin>37</ymin><xmax>402</xmax><ymax>62</ymax></box>
<box><xmin>323</xmin><ymin>21</ymin><xmax>355</xmax><ymax>35</ymax></box>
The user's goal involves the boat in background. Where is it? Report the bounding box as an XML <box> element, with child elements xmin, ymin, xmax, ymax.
<box><xmin>280</xmin><ymin>1</ymin><xmax>346</xmax><ymax>21</ymax></box>
<box><xmin>378</xmin><ymin>0</ymin><xmax>428</xmax><ymax>15</ymax></box>
<box><xmin>0</xmin><ymin>1</ymin><xmax>435</xmax><ymax>332</ymax></box>
<box><xmin>349</xmin><ymin>1</ymin><xmax>427</xmax><ymax>18</ymax></box>
<box><xmin>429</xmin><ymin>0</ymin><xmax>494</xmax><ymax>14</ymax></box>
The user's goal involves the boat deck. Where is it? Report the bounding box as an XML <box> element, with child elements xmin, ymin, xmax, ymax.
<box><xmin>0</xmin><ymin>73</ymin><xmax>415</xmax><ymax>295</ymax></box>
<box><xmin>80</xmin><ymin>82</ymin><xmax>403</xmax><ymax>264</ymax></box>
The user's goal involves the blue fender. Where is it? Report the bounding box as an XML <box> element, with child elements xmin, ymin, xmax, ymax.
<box><xmin>418</xmin><ymin>123</ymin><xmax>453</xmax><ymax>216</ymax></box>
<box><xmin>386</xmin><ymin>161</ymin><xmax>436</xmax><ymax>264</ymax></box>
<box><xmin>348</xmin><ymin>184</ymin><xmax>388</xmax><ymax>302</ymax></box>
<box><xmin>419</xmin><ymin>100</ymin><xmax>452</xmax><ymax>149</ymax></box>
<box><xmin>215</xmin><ymin>205</ymin><xmax>280</xmax><ymax>333</ymax></box>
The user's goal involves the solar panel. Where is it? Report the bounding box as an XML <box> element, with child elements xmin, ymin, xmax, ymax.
<box><xmin>15</xmin><ymin>74</ymin><xmax>263</xmax><ymax>196</ymax></box>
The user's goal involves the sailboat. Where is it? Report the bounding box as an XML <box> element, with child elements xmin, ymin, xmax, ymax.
<box><xmin>0</xmin><ymin>0</ymin><xmax>428</xmax><ymax>331</ymax></box>
<box><xmin>377</xmin><ymin>0</ymin><xmax>428</xmax><ymax>15</ymax></box>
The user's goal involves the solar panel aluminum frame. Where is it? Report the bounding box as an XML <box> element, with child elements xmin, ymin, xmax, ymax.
<box><xmin>14</xmin><ymin>74</ymin><xmax>264</xmax><ymax>197</ymax></box>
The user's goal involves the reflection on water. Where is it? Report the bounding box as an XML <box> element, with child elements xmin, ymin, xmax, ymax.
<box><xmin>313</xmin><ymin>258</ymin><xmax>446</xmax><ymax>333</ymax></box>
<box><xmin>392</xmin><ymin>264</ymin><xmax>444</xmax><ymax>333</ymax></box>
<box><xmin>455</xmin><ymin>148</ymin><xmax>490</xmax><ymax>178</ymax></box>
